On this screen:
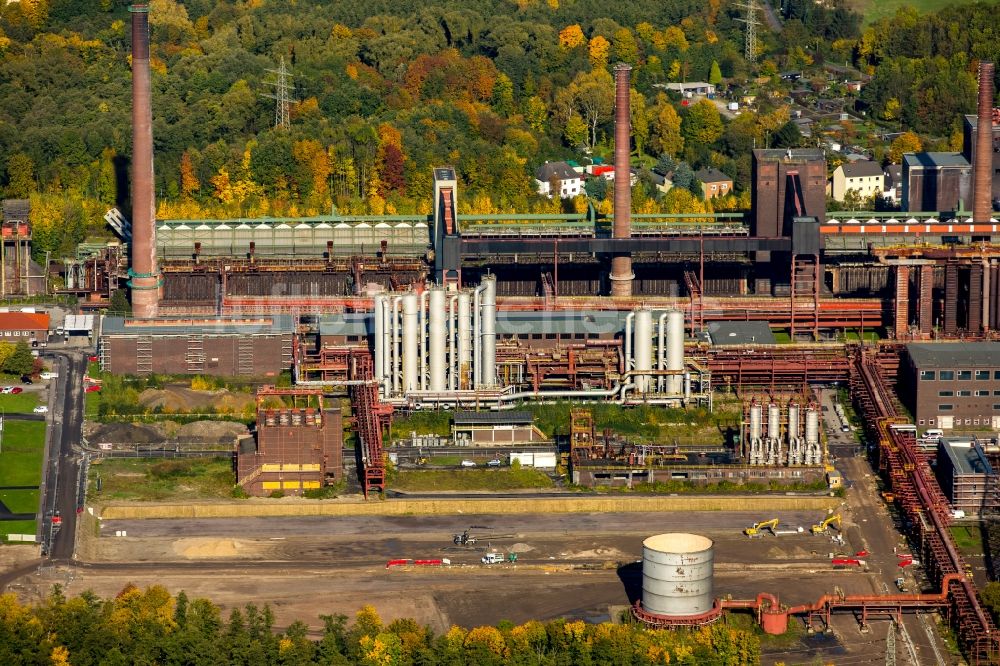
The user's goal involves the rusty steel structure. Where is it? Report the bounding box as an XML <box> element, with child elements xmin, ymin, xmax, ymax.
<box><xmin>852</xmin><ymin>346</ymin><xmax>1000</xmax><ymax>663</ymax></box>
<box><xmin>610</xmin><ymin>63</ymin><xmax>634</xmax><ymax>297</ymax></box>
<box><xmin>128</xmin><ymin>3</ymin><xmax>159</xmax><ymax>318</ymax></box>
<box><xmin>349</xmin><ymin>351</ymin><xmax>391</xmax><ymax>496</ymax></box>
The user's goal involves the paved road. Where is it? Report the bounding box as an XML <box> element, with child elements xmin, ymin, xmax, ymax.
<box><xmin>38</xmin><ymin>352</ymin><xmax>86</xmax><ymax>560</ymax></box>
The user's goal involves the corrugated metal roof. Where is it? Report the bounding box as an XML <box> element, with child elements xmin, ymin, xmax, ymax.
<box><xmin>840</xmin><ymin>160</ymin><xmax>883</xmax><ymax>178</ymax></box>
<box><xmin>64</xmin><ymin>314</ymin><xmax>94</xmax><ymax>331</ymax></box>
<box><xmin>907</xmin><ymin>342</ymin><xmax>1000</xmax><ymax>368</ymax></box>
<box><xmin>453</xmin><ymin>411</ymin><xmax>532</xmax><ymax>425</ymax></box>
<box><xmin>101</xmin><ymin>315</ymin><xmax>295</xmax><ymax>336</ymax></box>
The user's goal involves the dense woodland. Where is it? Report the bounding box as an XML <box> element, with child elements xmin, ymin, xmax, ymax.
<box><xmin>0</xmin><ymin>1</ymin><xmax>996</xmax><ymax>260</ymax></box>
<box><xmin>0</xmin><ymin>586</ymin><xmax>761</xmax><ymax>665</ymax></box>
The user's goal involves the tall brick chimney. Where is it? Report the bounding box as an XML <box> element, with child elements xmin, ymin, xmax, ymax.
<box><xmin>974</xmin><ymin>61</ymin><xmax>995</xmax><ymax>224</ymax></box>
<box><xmin>129</xmin><ymin>3</ymin><xmax>159</xmax><ymax>318</ymax></box>
<box><xmin>610</xmin><ymin>63</ymin><xmax>634</xmax><ymax>297</ymax></box>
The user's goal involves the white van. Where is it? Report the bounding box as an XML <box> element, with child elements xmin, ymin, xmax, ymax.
<box><xmin>924</xmin><ymin>429</ymin><xmax>944</xmax><ymax>441</ymax></box>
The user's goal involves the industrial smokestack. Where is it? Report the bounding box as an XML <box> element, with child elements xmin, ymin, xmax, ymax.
<box><xmin>129</xmin><ymin>3</ymin><xmax>159</xmax><ymax>318</ymax></box>
<box><xmin>974</xmin><ymin>61</ymin><xmax>995</xmax><ymax>224</ymax></box>
<box><xmin>610</xmin><ymin>63</ymin><xmax>634</xmax><ymax>297</ymax></box>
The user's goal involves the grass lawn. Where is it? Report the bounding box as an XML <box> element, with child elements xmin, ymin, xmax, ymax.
<box><xmin>84</xmin><ymin>388</ymin><xmax>100</xmax><ymax>418</ymax></box>
<box><xmin>0</xmin><ymin>421</ymin><xmax>46</xmax><ymax>487</ymax></box>
<box><xmin>0</xmin><ymin>391</ymin><xmax>39</xmax><ymax>413</ymax></box>
<box><xmin>391</xmin><ymin>468</ymin><xmax>554</xmax><ymax>492</ymax></box>
<box><xmin>0</xmin><ymin>519</ymin><xmax>36</xmax><ymax>540</ymax></box>
<box><xmin>88</xmin><ymin>457</ymin><xmax>235</xmax><ymax>501</ymax></box>
<box><xmin>0</xmin><ymin>488</ymin><xmax>39</xmax><ymax>513</ymax></box>
<box><xmin>851</xmin><ymin>0</ymin><xmax>986</xmax><ymax>24</ymax></box>
<box><xmin>950</xmin><ymin>525</ymin><xmax>984</xmax><ymax>552</ymax></box>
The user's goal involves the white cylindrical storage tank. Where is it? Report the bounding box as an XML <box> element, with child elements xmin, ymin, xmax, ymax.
<box><xmin>373</xmin><ymin>295</ymin><xmax>386</xmax><ymax>395</ymax></box>
<box><xmin>666</xmin><ymin>310</ymin><xmax>684</xmax><ymax>394</ymax></box>
<box><xmin>480</xmin><ymin>275</ymin><xmax>497</xmax><ymax>388</ymax></box>
<box><xmin>767</xmin><ymin>403</ymin><xmax>780</xmax><ymax>441</ymax></box>
<box><xmin>642</xmin><ymin>533</ymin><xmax>714</xmax><ymax>616</ymax></box>
<box><xmin>633</xmin><ymin>309</ymin><xmax>653</xmax><ymax>393</ymax></box>
<box><xmin>805</xmin><ymin>407</ymin><xmax>820</xmax><ymax>445</ymax></box>
<box><xmin>401</xmin><ymin>293</ymin><xmax>419</xmax><ymax>393</ymax></box>
<box><xmin>428</xmin><ymin>288</ymin><xmax>447</xmax><ymax>392</ymax></box>
<box><xmin>787</xmin><ymin>403</ymin><xmax>800</xmax><ymax>442</ymax></box>
<box><xmin>457</xmin><ymin>291</ymin><xmax>472</xmax><ymax>390</ymax></box>
<box><xmin>749</xmin><ymin>402</ymin><xmax>762</xmax><ymax>441</ymax></box>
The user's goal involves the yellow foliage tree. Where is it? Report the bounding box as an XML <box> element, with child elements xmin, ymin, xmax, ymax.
<box><xmin>180</xmin><ymin>151</ymin><xmax>199</xmax><ymax>198</ymax></box>
<box><xmin>588</xmin><ymin>35</ymin><xmax>610</xmax><ymax>69</ymax></box>
<box><xmin>464</xmin><ymin>625</ymin><xmax>507</xmax><ymax>656</ymax></box>
<box><xmin>662</xmin><ymin>26</ymin><xmax>689</xmax><ymax>52</ymax></box>
<box><xmin>559</xmin><ymin>25</ymin><xmax>585</xmax><ymax>49</ymax></box>
<box><xmin>889</xmin><ymin>131</ymin><xmax>922</xmax><ymax>164</ymax></box>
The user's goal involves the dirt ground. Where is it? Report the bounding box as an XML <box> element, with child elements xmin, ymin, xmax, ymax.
<box><xmin>5</xmin><ymin>496</ymin><xmax>954</xmax><ymax>664</ymax></box>
<box><xmin>85</xmin><ymin>420</ymin><xmax>248</xmax><ymax>447</ymax></box>
<box><xmin>138</xmin><ymin>386</ymin><xmax>254</xmax><ymax>413</ymax></box>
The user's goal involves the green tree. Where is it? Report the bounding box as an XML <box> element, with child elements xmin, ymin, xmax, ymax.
<box><xmin>682</xmin><ymin>99</ymin><xmax>724</xmax><ymax>147</ymax></box>
<box><xmin>109</xmin><ymin>290</ymin><xmax>131</xmax><ymax>316</ymax></box>
<box><xmin>6</xmin><ymin>153</ymin><xmax>35</xmax><ymax>199</ymax></box>
<box><xmin>649</xmin><ymin>95</ymin><xmax>684</xmax><ymax>158</ymax></box>
<box><xmin>629</xmin><ymin>88</ymin><xmax>649</xmax><ymax>156</ymax></box>
<box><xmin>6</xmin><ymin>342</ymin><xmax>35</xmax><ymax>376</ymax></box>
<box><xmin>772</xmin><ymin>120</ymin><xmax>803</xmax><ymax>149</ymax></box>
<box><xmin>709</xmin><ymin>60</ymin><xmax>723</xmax><ymax>85</ymax></box>
<box><xmin>491</xmin><ymin>73</ymin><xmax>514</xmax><ymax>117</ymax></box>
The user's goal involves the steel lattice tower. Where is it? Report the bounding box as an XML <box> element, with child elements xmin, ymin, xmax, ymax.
<box><xmin>735</xmin><ymin>0</ymin><xmax>761</xmax><ymax>64</ymax></box>
<box><xmin>262</xmin><ymin>57</ymin><xmax>294</xmax><ymax>129</ymax></box>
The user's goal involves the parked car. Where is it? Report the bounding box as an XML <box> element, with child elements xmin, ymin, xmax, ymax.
<box><xmin>88</xmin><ymin>355</ymin><xmax>99</xmax><ymax>362</ymax></box>
<box><xmin>21</xmin><ymin>376</ymin><xmax>33</xmax><ymax>384</ymax></box>
<box><xmin>0</xmin><ymin>386</ymin><xmax>14</xmax><ymax>394</ymax></box>
<box><xmin>460</xmin><ymin>460</ymin><xmax>477</xmax><ymax>467</ymax></box>
<box><xmin>487</xmin><ymin>459</ymin><xmax>502</xmax><ymax>467</ymax></box>
<box><xmin>33</xmin><ymin>406</ymin><xmax>48</xmax><ymax>413</ymax></box>
<box><xmin>85</xmin><ymin>385</ymin><xmax>101</xmax><ymax>393</ymax></box>
<box><xmin>9</xmin><ymin>387</ymin><xmax>22</xmax><ymax>394</ymax></box>
<box><xmin>39</xmin><ymin>372</ymin><xmax>58</xmax><ymax>380</ymax></box>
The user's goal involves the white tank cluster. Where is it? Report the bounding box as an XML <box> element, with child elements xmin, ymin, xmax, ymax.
<box><xmin>642</xmin><ymin>533</ymin><xmax>714</xmax><ymax>617</ymax></box>
<box><xmin>624</xmin><ymin>308</ymin><xmax>693</xmax><ymax>403</ymax></box>
<box><xmin>373</xmin><ymin>276</ymin><xmax>497</xmax><ymax>401</ymax></box>
<box><xmin>747</xmin><ymin>400</ymin><xmax>822</xmax><ymax>466</ymax></box>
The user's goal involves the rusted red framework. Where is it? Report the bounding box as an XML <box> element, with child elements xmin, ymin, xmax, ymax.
<box><xmin>852</xmin><ymin>347</ymin><xmax>1000</xmax><ymax>663</ymax></box>
<box><xmin>348</xmin><ymin>351</ymin><xmax>390</xmax><ymax>497</ymax></box>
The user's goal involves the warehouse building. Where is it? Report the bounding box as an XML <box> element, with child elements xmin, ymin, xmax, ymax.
<box><xmin>451</xmin><ymin>411</ymin><xmax>549</xmax><ymax>446</ymax></box>
<box><xmin>236</xmin><ymin>387</ymin><xmax>343</xmax><ymax>496</ymax></box>
<box><xmin>99</xmin><ymin>315</ymin><xmax>294</xmax><ymax>377</ymax></box>
<box><xmin>903</xmin><ymin>343</ymin><xmax>1000</xmax><ymax>429</ymax></box>
<box><xmin>935</xmin><ymin>437</ymin><xmax>998</xmax><ymax>517</ymax></box>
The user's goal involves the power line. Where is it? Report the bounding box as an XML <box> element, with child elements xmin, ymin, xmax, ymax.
<box><xmin>261</xmin><ymin>57</ymin><xmax>294</xmax><ymax>129</ymax></box>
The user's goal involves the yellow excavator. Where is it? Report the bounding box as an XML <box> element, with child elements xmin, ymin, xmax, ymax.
<box><xmin>744</xmin><ymin>519</ymin><xmax>779</xmax><ymax>537</ymax></box>
<box><xmin>811</xmin><ymin>514</ymin><xmax>842</xmax><ymax>534</ymax></box>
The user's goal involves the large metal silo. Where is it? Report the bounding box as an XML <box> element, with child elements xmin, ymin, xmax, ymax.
<box><xmin>642</xmin><ymin>533</ymin><xmax>714</xmax><ymax>616</ymax></box>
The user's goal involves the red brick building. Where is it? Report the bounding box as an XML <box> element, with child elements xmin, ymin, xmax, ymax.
<box><xmin>0</xmin><ymin>311</ymin><xmax>49</xmax><ymax>343</ymax></box>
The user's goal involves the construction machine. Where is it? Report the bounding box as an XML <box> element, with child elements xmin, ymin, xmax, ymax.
<box><xmin>811</xmin><ymin>514</ymin><xmax>841</xmax><ymax>534</ymax></box>
<box><xmin>744</xmin><ymin>519</ymin><xmax>779</xmax><ymax>537</ymax></box>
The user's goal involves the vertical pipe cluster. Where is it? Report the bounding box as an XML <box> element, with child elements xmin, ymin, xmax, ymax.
<box><xmin>974</xmin><ymin>61</ymin><xmax>995</xmax><ymax>224</ymax></box>
<box><xmin>479</xmin><ymin>275</ymin><xmax>497</xmax><ymax>388</ymax></box>
<box><xmin>129</xmin><ymin>4</ymin><xmax>158</xmax><ymax>318</ymax></box>
<box><xmin>401</xmin><ymin>293</ymin><xmax>419</xmax><ymax>393</ymax></box>
<box><xmin>428</xmin><ymin>288</ymin><xmax>447</xmax><ymax>392</ymax></box>
<box><xmin>610</xmin><ymin>63</ymin><xmax>633</xmax><ymax>297</ymax></box>
<box><xmin>633</xmin><ymin>309</ymin><xmax>653</xmax><ymax>393</ymax></box>
<box><xmin>747</xmin><ymin>401</ymin><xmax>822</xmax><ymax>466</ymax></box>
<box><xmin>372</xmin><ymin>278</ymin><xmax>497</xmax><ymax>400</ymax></box>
